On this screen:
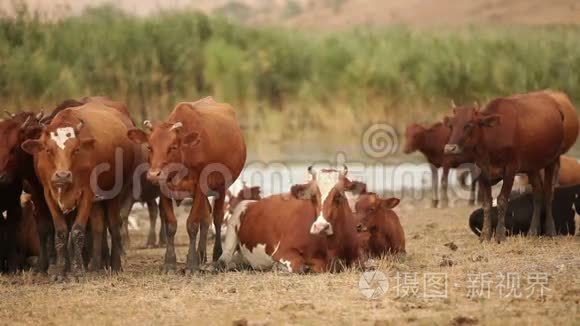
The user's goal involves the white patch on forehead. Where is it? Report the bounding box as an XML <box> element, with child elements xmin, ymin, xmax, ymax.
<box><xmin>239</xmin><ymin>243</ymin><xmax>274</xmax><ymax>270</ymax></box>
<box><xmin>50</xmin><ymin>127</ymin><xmax>76</xmax><ymax>150</ymax></box>
<box><xmin>316</xmin><ymin>170</ymin><xmax>341</xmax><ymax>206</ymax></box>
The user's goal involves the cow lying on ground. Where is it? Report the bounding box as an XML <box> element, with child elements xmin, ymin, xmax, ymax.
<box><xmin>217</xmin><ymin>166</ymin><xmax>366</xmax><ymax>273</ymax></box>
<box><xmin>404</xmin><ymin>121</ymin><xmax>478</xmax><ymax>208</ymax></box>
<box><xmin>469</xmin><ymin>184</ymin><xmax>579</xmax><ymax>237</ymax></box>
<box><xmin>444</xmin><ymin>90</ymin><xmax>577</xmax><ymax>242</ymax></box>
<box><xmin>209</xmin><ymin>183</ymin><xmax>262</xmax><ymax>241</ymax></box>
<box><xmin>355</xmin><ymin>193</ymin><xmax>405</xmax><ymax>257</ymax></box>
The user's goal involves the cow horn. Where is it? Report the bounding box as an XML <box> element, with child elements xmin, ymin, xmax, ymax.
<box><xmin>143</xmin><ymin>120</ymin><xmax>153</xmax><ymax>130</ymax></box>
<box><xmin>75</xmin><ymin>119</ymin><xmax>84</xmax><ymax>132</ymax></box>
<box><xmin>20</xmin><ymin>116</ymin><xmax>32</xmax><ymax>129</ymax></box>
<box><xmin>170</xmin><ymin>122</ymin><xmax>183</xmax><ymax>132</ymax></box>
<box><xmin>4</xmin><ymin>110</ymin><xmax>15</xmax><ymax>119</ymax></box>
<box><xmin>342</xmin><ymin>164</ymin><xmax>348</xmax><ymax>176</ymax></box>
<box><xmin>36</xmin><ymin>110</ymin><xmax>44</xmax><ymax>120</ymax></box>
<box><xmin>450</xmin><ymin>100</ymin><xmax>457</xmax><ymax>108</ymax></box>
<box><xmin>473</xmin><ymin>101</ymin><xmax>480</xmax><ymax>108</ymax></box>
<box><xmin>307</xmin><ymin>165</ymin><xmax>316</xmax><ymax>180</ymax></box>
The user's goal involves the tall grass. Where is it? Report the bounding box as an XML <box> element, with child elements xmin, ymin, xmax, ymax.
<box><xmin>1</xmin><ymin>6</ymin><xmax>580</xmax><ymax>138</ymax></box>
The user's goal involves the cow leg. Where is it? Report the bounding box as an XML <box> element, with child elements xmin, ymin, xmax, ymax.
<box><xmin>185</xmin><ymin>192</ymin><xmax>209</xmax><ymax>274</ymax></box>
<box><xmin>185</xmin><ymin>217</ymin><xmax>200</xmax><ymax>275</ymax></box>
<box><xmin>543</xmin><ymin>162</ymin><xmax>558</xmax><ymax>237</ymax></box>
<box><xmin>70</xmin><ymin>194</ymin><xmax>94</xmax><ymax>277</ymax></box>
<box><xmin>469</xmin><ymin>170</ymin><xmax>477</xmax><ymax>206</ymax></box>
<box><xmin>6</xmin><ymin>204</ymin><xmax>23</xmax><ymax>272</ymax></box>
<box><xmin>32</xmin><ymin>201</ymin><xmax>54</xmax><ymax>274</ymax></box>
<box><xmin>44</xmin><ymin>192</ymin><xmax>68</xmax><ymax>281</ymax></box>
<box><xmin>495</xmin><ymin>170</ymin><xmax>515</xmax><ymax>243</ymax></box>
<box><xmin>212</xmin><ymin>189</ymin><xmax>226</xmax><ymax>261</ymax></box>
<box><xmin>479</xmin><ymin>177</ymin><xmax>493</xmax><ymax>242</ymax></box>
<box><xmin>159</xmin><ymin>195</ymin><xmax>177</xmax><ymax>273</ymax></box>
<box><xmin>528</xmin><ymin>172</ymin><xmax>543</xmax><ymax>236</ymax></box>
<box><xmin>430</xmin><ymin>165</ymin><xmax>439</xmax><ymax>208</ymax></box>
<box><xmin>273</xmin><ymin>250</ymin><xmax>306</xmax><ymax>274</ymax></box>
<box><xmin>104</xmin><ymin>198</ymin><xmax>123</xmax><ymax>272</ymax></box>
<box><xmin>146</xmin><ymin>199</ymin><xmax>158</xmax><ymax>248</ymax></box>
<box><xmin>198</xmin><ymin>205</ymin><xmax>210</xmax><ymax>265</ymax></box>
<box><xmin>158</xmin><ymin>202</ymin><xmax>166</xmax><ymax>247</ymax></box>
<box><xmin>118</xmin><ymin>192</ymin><xmax>133</xmax><ymax>253</ymax></box>
<box><xmin>88</xmin><ymin>203</ymin><xmax>105</xmax><ymax>272</ymax></box>
<box><xmin>440</xmin><ymin>166</ymin><xmax>450</xmax><ymax>208</ymax></box>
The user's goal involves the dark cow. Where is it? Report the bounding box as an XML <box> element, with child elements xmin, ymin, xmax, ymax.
<box><xmin>355</xmin><ymin>193</ymin><xmax>405</xmax><ymax>257</ymax></box>
<box><xmin>469</xmin><ymin>185</ymin><xmax>579</xmax><ymax>237</ymax></box>
<box><xmin>0</xmin><ymin>111</ymin><xmax>49</xmax><ymax>272</ymax></box>
<box><xmin>217</xmin><ymin>166</ymin><xmax>366</xmax><ymax>273</ymax></box>
<box><xmin>22</xmin><ymin>101</ymin><xmax>139</xmax><ymax>278</ymax></box>
<box><xmin>127</xmin><ymin>97</ymin><xmax>247</xmax><ymax>273</ymax></box>
<box><xmin>444</xmin><ymin>91</ymin><xmax>576</xmax><ymax>242</ymax></box>
<box><xmin>404</xmin><ymin>121</ymin><xmax>478</xmax><ymax>208</ymax></box>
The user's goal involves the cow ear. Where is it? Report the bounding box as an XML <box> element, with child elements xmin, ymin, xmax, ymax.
<box><xmin>381</xmin><ymin>197</ymin><xmax>400</xmax><ymax>209</ymax></box>
<box><xmin>478</xmin><ymin>115</ymin><xmax>500</xmax><ymax>128</ymax></box>
<box><xmin>127</xmin><ymin>128</ymin><xmax>148</xmax><ymax>144</ymax></box>
<box><xmin>249</xmin><ymin>186</ymin><xmax>261</xmax><ymax>199</ymax></box>
<box><xmin>345</xmin><ymin>180</ymin><xmax>367</xmax><ymax>195</ymax></box>
<box><xmin>291</xmin><ymin>184</ymin><xmax>312</xmax><ymax>200</ymax></box>
<box><xmin>80</xmin><ymin>138</ymin><xmax>96</xmax><ymax>150</ymax></box>
<box><xmin>21</xmin><ymin>139</ymin><xmax>44</xmax><ymax>154</ymax></box>
<box><xmin>182</xmin><ymin>132</ymin><xmax>200</xmax><ymax>147</ymax></box>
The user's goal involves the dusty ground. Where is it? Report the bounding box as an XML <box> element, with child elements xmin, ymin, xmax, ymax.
<box><xmin>0</xmin><ymin>202</ymin><xmax>578</xmax><ymax>325</ymax></box>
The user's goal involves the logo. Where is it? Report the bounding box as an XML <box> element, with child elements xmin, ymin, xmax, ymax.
<box><xmin>359</xmin><ymin>271</ymin><xmax>388</xmax><ymax>299</ymax></box>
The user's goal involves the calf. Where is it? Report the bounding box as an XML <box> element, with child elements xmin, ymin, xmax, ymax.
<box><xmin>469</xmin><ymin>184</ymin><xmax>579</xmax><ymax>237</ymax></box>
<box><xmin>217</xmin><ymin>166</ymin><xmax>366</xmax><ymax>273</ymax></box>
<box><xmin>355</xmin><ymin>193</ymin><xmax>405</xmax><ymax>257</ymax></box>
<box><xmin>127</xmin><ymin>97</ymin><xmax>247</xmax><ymax>273</ymax></box>
<box><xmin>22</xmin><ymin>102</ymin><xmax>139</xmax><ymax>278</ymax></box>
<box><xmin>444</xmin><ymin>92</ymin><xmax>575</xmax><ymax>242</ymax></box>
<box><xmin>404</xmin><ymin>121</ymin><xmax>478</xmax><ymax>207</ymax></box>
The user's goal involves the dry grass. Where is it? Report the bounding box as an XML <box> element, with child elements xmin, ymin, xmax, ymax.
<box><xmin>0</xmin><ymin>203</ymin><xmax>579</xmax><ymax>325</ymax></box>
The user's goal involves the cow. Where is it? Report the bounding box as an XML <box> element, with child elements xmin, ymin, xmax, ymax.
<box><xmin>469</xmin><ymin>184</ymin><xmax>579</xmax><ymax>237</ymax></box>
<box><xmin>444</xmin><ymin>91</ymin><xmax>576</xmax><ymax>243</ymax></box>
<box><xmin>404</xmin><ymin>121</ymin><xmax>478</xmax><ymax>208</ymax></box>
<box><xmin>513</xmin><ymin>155</ymin><xmax>580</xmax><ymax>191</ymax></box>
<box><xmin>22</xmin><ymin>101</ymin><xmax>139</xmax><ymax>279</ymax></box>
<box><xmin>354</xmin><ymin>193</ymin><xmax>405</xmax><ymax>257</ymax></box>
<box><xmin>210</xmin><ymin>183</ymin><xmax>262</xmax><ymax>241</ymax></box>
<box><xmin>217</xmin><ymin>166</ymin><xmax>366</xmax><ymax>273</ymax></box>
<box><xmin>127</xmin><ymin>97</ymin><xmax>247</xmax><ymax>274</ymax></box>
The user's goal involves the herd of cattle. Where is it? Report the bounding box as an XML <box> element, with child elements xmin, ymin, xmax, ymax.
<box><xmin>0</xmin><ymin>89</ymin><xmax>578</xmax><ymax>277</ymax></box>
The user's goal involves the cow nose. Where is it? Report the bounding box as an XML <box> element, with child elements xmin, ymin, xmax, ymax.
<box><xmin>356</xmin><ymin>223</ymin><xmax>367</xmax><ymax>232</ymax></box>
<box><xmin>147</xmin><ymin>169</ymin><xmax>162</xmax><ymax>184</ymax></box>
<box><xmin>52</xmin><ymin>170</ymin><xmax>73</xmax><ymax>186</ymax></box>
<box><xmin>310</xmin><ymin>217</ymin><xmax>333</xmax><ymax>235</ymax></box>
<box><xmin>444</xmin><ymin>144</ymin><xmax>462</xmax><ymax>154</ymax></box>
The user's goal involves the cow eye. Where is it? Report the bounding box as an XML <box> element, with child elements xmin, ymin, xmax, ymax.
<box><xmin>169</xmin><ymin>145</ymin><xmax>178</xmax><ymax>152</ymax></box>
<box><xmin>46</xmin><ymin>149</ymin><xmax>53</xmax><ymax>156</ymax></box>
<box><xmin>73</xmin><ymin>147</ymin><xmax>80</xmax><ymax>155</ymax></box>
<box><xmin>464</xmin><ymin>122</ymin><xmax>474</xmax><ymax>131</ymax></box>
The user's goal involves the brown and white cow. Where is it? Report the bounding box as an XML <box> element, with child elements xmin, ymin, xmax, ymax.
<box><xmin>217</xmin><ymin>166</ymin><xmax>366</xmax><ymax>273</ymax></box>
<box><xmin>444</xmin><ymin>91</ymin><xmax>576</xmax><ymax>242</ymax></box>
<box><xmin>127</xmin><ymin>97</ymin><xmax>246</xmax><ymax>273</ymax></box>
<box><xmin>22</xmin><ymin>101</ymin><xmax>139</xmax><ymax>278</ymax></box>
<box><xmin>355</xmin><ymin>193</ymin><xmax>405</xmax><ymax>257</ymax></box>
<box><xmin>404</xmin><ymin>121</ymin><xmax>478</xmax><ymax>207</ymax></box>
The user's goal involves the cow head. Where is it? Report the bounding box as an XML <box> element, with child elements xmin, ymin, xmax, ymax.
<box><xmin>291</xmin><ymin>165</ymin><xmax>367</xmax><ymax>236</ymax></box>
<box><xmin>21</xmin><ymin>118</ymin><xmax>95</xmax><ymax>213</ymax></box>
<box><xmin>355</xmin><ymin>193</ymin><xmax>400</xmax><ymax>232</ymax></box>
<box><xmin>0</xmin><ymin>111</ymin><xmax>43</xmax><ymax>185</ymax></box>
<box><xmin>443</xmin><ymin>104</ymin><xmax>500</xmax><ymax>155</ymax></box>
<box><xmin>403</xmin><ymin>123</ymin><xmax>426</xmax><ymax>154</ymax></box>
<box><xmin>127</xmin><ymin>120</ymin><xmax>199</xmax><ymax>185</ymax></box>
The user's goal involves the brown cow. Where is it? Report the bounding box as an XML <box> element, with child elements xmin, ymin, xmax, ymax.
<box><xmin>404</xmin><ymin>121</ymin><xmax>478</xmax><ymax>208</ymax></box>
<box><xmin>22</xmin><ymin>102</ymin><xmax>139</xmax><ymax>278</ymax></box>
<box><xmin>444</xmin><ymin>92</ymin><xmax>573</xmax><ymax>242</ymax></box>
<box><xmin>355</xmin><ymin>193</ymin><xmax>405</xmax><ymax>257</ymax></box>
<box><xmin>127</xmin><ymin>97</ymin><xmax>246</xmax><ymax>273</ymax></box>
<box><xmin>217</xmin><ymin>166</ymin><xmax>366</xmax><ymax>273</ymax></box>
